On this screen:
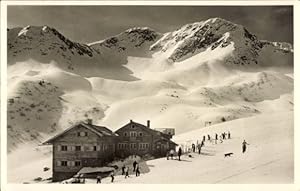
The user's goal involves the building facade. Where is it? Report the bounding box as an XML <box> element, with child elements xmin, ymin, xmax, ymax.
<box><xmin>43</xmin><ymin>121</ymin><xmax>117</xmax><ymax>181</ymax></box>
<box><xmin>43</xmin><ymin>119</ymin><xmax>177</xmax><ymax>182</ymax></box>
<box><xmin>115</xmin><ymin>120</ymin><xmax>177</xmax><ymax>158</ymax></box>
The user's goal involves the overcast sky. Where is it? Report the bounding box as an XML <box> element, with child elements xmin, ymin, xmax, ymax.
<box><xmin>8</xmin><ymin>6</ymin><xmax>293</xmax><ymax>44</ymax></box>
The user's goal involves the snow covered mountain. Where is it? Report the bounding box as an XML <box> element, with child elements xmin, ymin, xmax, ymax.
<box><xmin>8</xmin><ymin>25</ymin><xmax>161</xmax><ymax>80</ymax></box>
<box><xmin>7</xmin><ymin>18</ymin><xmax>293</xmax><ymax>183</ymax></box>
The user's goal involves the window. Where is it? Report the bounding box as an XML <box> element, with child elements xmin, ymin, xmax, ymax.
<box><xmin>130</xmin><ymin>143</ymin><xmax>136</xmax><ymax>149</ymax></box>
<box><xmin>61</xmin><ymin>161</ymin><xmax>67</xmax><ymax>166</ymax></box>
<box><xmin>102</xmin><ymin>144</ymin><xmax>108</xmax><ymax>150</ymax></box>
<box><xmin>130</xmin><ymin>131</ymin><xmax>137</xmax><ymax>137</ymax></box>
<box><xmin>75</xmin><ymin>161</ymin><xmax>81</xmax><ymax>167</ymax></box>
<box><xmin>139</xmin><ymin>132</ymin><xmax>143</xmax><ymax>136</ymax></box>
<box><xmin>78</xmin><ymin>131</ymin><xmax>88</xmax><ymax>137</ymax></box>
<box><xmin>139</xmin><ymin>143</ymin><xmax>149</xmax><ymax>150</ymax></box>
<box><xmin>93</xmin><ymin>146</ymin><xmax>97</xmax><ymax>151</ymax></box>
<box><xmin>131</xmin><ymin>125</ymin><xmax>135</xmax><ymax>128</ymax></box>
<box><xmin>75</xmin><ymin>146</ymin><xmax>81</xmax><ymax>151</ymax></box>
<box><xmin>61</xmin><ymin>145</ymin><xmax>68</xmax><ymax>151</ymax></box>
<box><xmin>119</xmin><ymin>143</ymin><xmax>127</xmax><ymax>149</ymax></box>
<box><xmin>124</xmin><ymin>132</ymin><xmax>128</xmax><ymax>136</ymax></box>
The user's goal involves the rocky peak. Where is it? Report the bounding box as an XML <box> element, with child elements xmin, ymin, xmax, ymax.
<box><xmin>8</xmin><ymin>25</ymin><xmax>95</xmax><ymax>63</ymax></box>
<box><xmin>90</xmin><ymin>27</ymin><xmax>160</xmax><ymax>50</ymax></box>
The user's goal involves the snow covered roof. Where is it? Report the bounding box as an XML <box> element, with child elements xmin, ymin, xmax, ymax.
<box><xmin>77</xmin><ymin>167</ymin><xmax>115</xmax><ymax>175</ymax></box>
<box><xmin>42</xmin><ymin>122</ymin><xmax>117</xmax><ymax>145</ymax></box>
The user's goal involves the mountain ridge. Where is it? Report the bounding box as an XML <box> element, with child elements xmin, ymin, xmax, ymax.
<box><xmin>8</xmin><ymin>18</ymin><xmax>293</xmax><ymax>71</ymax></box>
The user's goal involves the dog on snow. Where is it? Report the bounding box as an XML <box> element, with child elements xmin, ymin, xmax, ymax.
<box><xmin>224</xmin><ymin>152</ymin><xmax>234</xmax><ymax>157</ymax></box>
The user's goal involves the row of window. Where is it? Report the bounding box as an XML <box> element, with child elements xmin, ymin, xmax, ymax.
<box><xmin>58</xmin><ymin>144</ymin><xmax>110</xmax><ymax>152</ymax></box>
<box><xmin>123</xmin><ymin>131</ymin><xmax>144</xmax><ymax>137</ymax></box>
<box><xmin>118</xmin><ymin>143</ymin><xmax>150</xmax><ymax>150</ymax></box>
<box><xmin>56</xmin><ymin>160</ymin><xmax>81</xmax><ymax>167</ymax></box>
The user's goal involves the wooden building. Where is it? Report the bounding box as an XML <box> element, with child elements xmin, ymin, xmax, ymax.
<box><xmin>43</xmin><ymin>120</ymin><xmax>117</xmax><ymax>181</ymax></box>
<box><xmin>43</xmin><ymin>119</ymin><xmax>177</xmax><ymax>182</ymax></box>
<box><xmin>115</xmin><ymin>120</ymin><xmax>177</xmax><ymax>158</ymax></box>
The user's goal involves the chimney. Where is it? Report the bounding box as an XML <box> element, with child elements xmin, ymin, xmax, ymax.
<box><xmin>130</xmin><ymin>119</ymin><xmax>133</xmax><ymax>123</ymax></box>
<box><xmin>87</xmin><ymin>119</ymin><xmax>93</xmax><ymax>125</ymax></box>
<box><xmin>147</xmin><ymin>120</ymin><xmax>150</xmax><ymax>128</ymax></box>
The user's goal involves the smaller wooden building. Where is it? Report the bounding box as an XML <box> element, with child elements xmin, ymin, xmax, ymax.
<box><xmin>115</xmin><ymin>120</ymin><xmax>177</xmax><ymax>158</ymax></box>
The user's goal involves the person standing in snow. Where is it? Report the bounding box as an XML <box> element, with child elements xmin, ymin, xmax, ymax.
<box><xmin>208</xmin><ymin>134</ymin><xmax>211</xmax><ymax>141</ymax></box>
<box><xmin>203</xmin><ymin>135</ymin><xmax>206</xmax><ymax>142</ymax></box>
<box><xmin>121</xmin><ymin>165</ymin><xmax>126</xmax><ymax>175</ymax></box>
<box><xmin>110</xmin><ymin>171</ymin><xmax>115</xmax><ymax>183</ymax></box>
<box><xmin>192</xmin><ymin>143</ymin><xmax>196</xmax><ymax>152</ymax></box>
<box><xmin>197</xmin><ymin>143</ymin><xmax>202</xmax><ymax>154</ymax></box>
<box><xmin>178</xmin><ymin>147</ymin><xmax>182</xmax><ymax>161</ymax></box>
<box><xmin>242</xmin><ymin>140</ymin><xmax>249</xmax><ymax>153</ymax></box>
<box><xmin>96</xmin><ymin>175</ymin><xmax>101</xmax><ymax>184</ymax></box>
<box><xmin>201</xmin><ymin>140</ymin><xmax>204</xmax><ymax>147</ymax></box>
<box><xmin>133</xmin><ymin>161</ymin><xmax>138</xmax><ymax>172</ymax></box>
<box><xmin>136</xmin><ymin>164</ymin><xmax>141</xmax><ymax>177</ymax></box>
<box><xmin>215</xmin><ymin>133</ymin><xmax>218</xmax><ymax>144</ymax></box>
<box><xmin>222</xmin><ymin>133</ymin><xmax>226</xmax><ymax>139</ymax></box>
<box><xmin>228</xmin><ymin>131</ymin><xmax>231</xmax><ymax>139</ymax></box>
<box><xmin>125</xmin><ymin>166</ymin><xmax>130</xmax><ymax>178</ymax></box>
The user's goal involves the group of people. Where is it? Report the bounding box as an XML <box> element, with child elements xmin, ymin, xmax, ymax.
<box><xmin>166</xmin><ymin>147</ymin><xmax>183</xmax><ymax>161</ymax></box>
<box><xmin>213</xmin><ymin>131</ymin><xmax>231</xmax><ymax>144</ymax></box>
<box><xmin>189</xmin><ymin>131</ymin><xmax>232</xmax><ymax>154</ymax></box>
<box><xmin>96</xmin><ymin>160</ymin><xmax>142</xmax><ymax>183</ymax></box>
<box><xmin>190</xmin><ymin>131</ymin><xmax>250</xmax><ymax>154</ymax></box>
<box><xmin>121</xmin><ymin>160</ymin><xmax>141</xmax><ymax>178</ymax></box>
<box><xmin>192</xmin><ymin>140</ymin><xmax>204</xmax><ymax>154</ymax></box>
<box><xmin>96</xmin><ymin>171</ymin><xmax>115</xmax><ymax>184</ymax></box>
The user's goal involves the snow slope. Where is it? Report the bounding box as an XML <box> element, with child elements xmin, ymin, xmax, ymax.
<box><xmin>100</xmin><ymin>111</ymin><xmax>293</xmax><ymax>183</ymax></box>
<box><xmin>7</xmin><ymin>109</ymin><xmax>293</xmax><ymax>183</ymax></box>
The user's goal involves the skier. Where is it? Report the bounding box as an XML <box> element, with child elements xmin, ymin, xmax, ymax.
<box><xmin>242</xmin><ymin>140</ymin><xmax>249</xmax><ymax>153</ymax></box>
<box><xmin>110</xmin><ymin>172</ymin><xmax>115</xmax><ymax>183</ymax></box>
<box><xmin>133</xmin><ymin>161</ymin><xmax>138</xmax><ymax>172</ymax></box>
<box><xmin>228</xmin><ymin>131</ymin><xmax>231</xmax><ymax>139</ymax></box>
<box><xmin>136</xmin><ymin>164</ymin><xmax>140</xmax><ymax>177</ymax></box>
<box><xmin>197</xmin><ymin>143</ymin><xmax>202</xmax><ymax>154</ymax></box>
<box><xmin>96</xmin><ymin>175</ymin><xmax>101</xmax><ymax>184</ymax></box>
<box><xmin>207</xmin><ymin>134</ymin><xmax>211</xmax><ymax>141</ymax></box>
<box><xmin>178</xmin><ymin>147</ymin><xmax>182</xmax><ymax>161</ymax></box>
<box><xmin>125</xmin><ymin>166</ymin><xmax>130</xmax><ymax>178</ymax></box>
<box><xmin>203</xmin><ymin>135</ymin><xmax>206</xmax><ymax>142</ymax></box>
<box><xmin>222</xmin><ymin>133</ymin><xmax>226</xmax><ymax>140</ymax></box>
<box><xmin>201</xmin><ymin>140</ymin><xmax>204</xmax><ymax>147</ymax></box>
<box><xmin>121</xmin><ymin>165</ymin><xmax>126</xmax><ymax>175</ymax></box>
<box><xmin>192</xmin><ymin>143</ymin><xmax>196</xmax><ymax>152</ymax></box>
<box><xmin>219</xmin><ymin>135</ymin><xmax>223</xmax><ymax>143</ymax></box>
<box><xmin>215</xmin><ymin>133</ymin><xmax>218</xmax><ymax>144</ymax></box>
